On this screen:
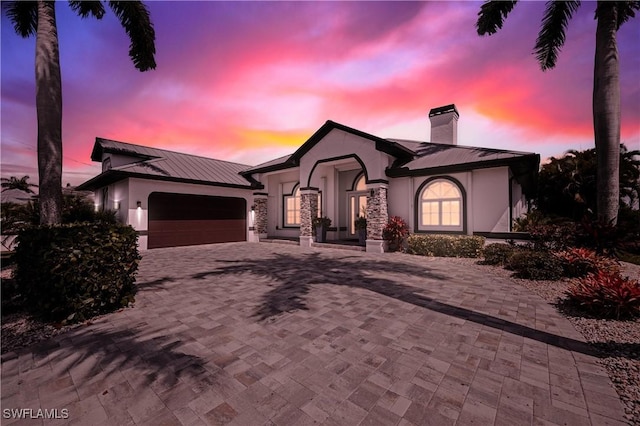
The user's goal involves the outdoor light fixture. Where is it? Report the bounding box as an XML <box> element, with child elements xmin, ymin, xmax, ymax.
<box><xmin>251</xmin><ymin>204</ymin><xmax>256</xmax><ymax>211</ymax></box>
<box><xmin>370</xmin><ymin>189</ymin><xmax>375</xmax><ymax>197</ymax></box>
<box><xmin>113</xmin><ymin>200</ymin><xmax>120</xmax><ymax>210</ymax></box>
<box><xmin>136</xmin><ymin>201</ymin><xmax>142</xmax><ymax>209</ymax></box>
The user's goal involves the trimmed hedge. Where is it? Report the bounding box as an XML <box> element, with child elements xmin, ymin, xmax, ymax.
<box><xmin>14</xmin><ymin>223</ymin><xmax>140</xmax><ymax>323</ymax></box>
<box><xmin>480</xmin><ymin>243</ymin><xmax>516</xmax><ymax>266</ymax></box>
<box><xmin>406</xmin><ymin>234</ymin><xmax>485</xmax><ymax>258</ymax></box>
<box><xmin>506</xmin><ymin>249</ymin><xmax>564</xmax><ymax>280</ymax></box>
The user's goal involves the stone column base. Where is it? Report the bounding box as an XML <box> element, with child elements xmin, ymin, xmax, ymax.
<box><xmin>365</xmin><ymin>239</ymin><xmax>387</xmax><ymax>253</ymax></box>
<box><xmin>299</xmin><ymin>236</ymin><xmax>313</xmax><ymax>248</ymax></box>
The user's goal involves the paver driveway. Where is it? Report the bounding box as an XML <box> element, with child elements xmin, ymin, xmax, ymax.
<box><xmin>1</xmin><ymin>242</ymin><xmax>627</xmax><ymax>425</ymax></box>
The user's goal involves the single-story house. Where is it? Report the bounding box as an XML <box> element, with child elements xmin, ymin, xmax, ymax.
<box><xmin>78</xmin><ymin>104</ymin><xmax>540</xmax><ymax>252</ymax></box>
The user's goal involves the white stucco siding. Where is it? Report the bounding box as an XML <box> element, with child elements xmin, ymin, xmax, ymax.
<box><xmin>265</xmin><ymin>170</ymin><xmax>300</xmax><ymax>238</ymax></box>
<box><xmin>103</xmin><ymin>153</ymin><xmax>141</xmax><ymax>169</ymax></box>
<box><xmin>301</xmin><ymin>129</ymin><xmax>394</xmax><ymax>187</ymax></box>
<box><xmin>471</xmin><ymin>167</ymin><xmax>511</xmax><ymax>233</ymax></box>
<box><xmin>510</xmin><ymin>177</ymin><xmax>527</xmax><ymax>225</ymax></box>
<box><xmin>387</xmin><ymin>177</ymin><xmax>412</xmax><ymax>228</ymax></box>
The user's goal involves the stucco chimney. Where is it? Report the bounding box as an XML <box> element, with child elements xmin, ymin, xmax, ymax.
<box><xmin>429</xmin><ymin>104</ymin><xmax>459</xmax><ymax>145</ymax></box>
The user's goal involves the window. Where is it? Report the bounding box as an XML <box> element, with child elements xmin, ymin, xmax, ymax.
<box><xmin>418</xmin><ymin>179</ymin><xmax>463</xmax><ymax>230</ymax></box>
<box><xmin>348</xmin><ymin>173</ymin><xmax>367</xmax><ymax>235</ymax></box>
<box><xmin>284</xmin><ymin>185</ymin><xmax>301</xmax><ymax>226</ymax></box>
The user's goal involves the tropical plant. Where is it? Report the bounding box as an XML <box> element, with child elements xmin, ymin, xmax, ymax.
<box><xmin>477</xmin><ymin>1</ymin><xmax>640</xmax><ymax>226</ymax></box>
<box><xmin>0</xmin><ymin>175</ymin><xmax>38</xmax><ymax>194</ymax></box>
<box><xmin>536</xmin><ymin>145</ymin><xmax>639</xmax><ymax>220</ymax></box>
<box><xmin>556</xmin><ymin>247</ymin><xmax>620</xmax><ymax>277</ymax></box>
<box><xmin>382</xmin><ymin>216</ymin><xmax>409</xmax><ymax>252</ymax></box>
<box><xmin>354</xmin><ymin>216</ymin><xmax>367</xmax><ymax>230</ymax></box>
<box><xmin>565</xmin><ymin>270</ymin><xmax>640</xmax><ymax>319</ymax></box>
<box><xmin>3</xmin><ymin>1</ymin><xmax>156</xmax><ymax>225</ymax></box>
<box><xmin>312</xmin><ymin>216</ymin><xmax>332</xmax><ymax>228</ymax></box>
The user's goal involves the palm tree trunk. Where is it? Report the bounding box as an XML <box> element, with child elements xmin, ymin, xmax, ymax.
<box><xmin>593</xmin><ymin>1</ymin><xmax>620</xmax><ymax>225</ymax></box>
<box><xmin>36</xmin><ymin>1</ymin><xmax>63</xmax><ymax>224</ymax></box>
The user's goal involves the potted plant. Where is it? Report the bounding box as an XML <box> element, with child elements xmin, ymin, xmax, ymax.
<box><xmin>382</xmin><ymin>216</ymin><xmax>409</xmax><ymax>252</ymax></box>
<box><xmin>312</xmin><ymin>216</ymin><xmax>332</xmax><ymax>243</ymax></box>
<box><xmin>354</xmin><ymin>216</ymin><xmax>367</xmax><ymax>246</ymax></box>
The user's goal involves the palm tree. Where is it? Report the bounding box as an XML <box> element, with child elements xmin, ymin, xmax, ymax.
<box><xmin>1</xmin><ymin>176</ymin><xmax>38</xmax><ymax>194</ymax></box>
<box><xmin>476</xmin><ymin>1</ymin><xmax>639</xmax><ymax>226</ymax></box>
<box><xmin>4</xmin><ymin>1</ymin><xmax>156</xmax><ymax>225</ymax></box>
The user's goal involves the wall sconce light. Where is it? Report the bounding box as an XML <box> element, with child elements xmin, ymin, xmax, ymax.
<box><xmin>136</xmin><ymin>201</ymin><xmax>142</xmax><ymax>209</ymax></box>
<box><xmin>113</xmin><ymin>200</ymin><xmax>120</xmax><ymax>210</ymax></box>
<box><xmin>370</xmin><ymin>189</ymin><xmax>375</xmax><ymax>197</ymax></box>
<box><xmin>251</xmin><ymin>204</ymin><xmax>256</xmax><ymax>211</ymax></box>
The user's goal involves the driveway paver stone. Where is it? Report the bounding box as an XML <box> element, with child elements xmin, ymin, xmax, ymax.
<box><xmin>1</xmin><ymin>242</ymin><xmax>628</xmax><ymax>425</ymax></box>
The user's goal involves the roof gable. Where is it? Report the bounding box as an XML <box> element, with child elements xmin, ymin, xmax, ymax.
<box><xmin>241</xmin><ymin>120</ymin><xmax>415</xmax><ymax>176</ymax></box>
<box><xmin>78</xmin><ymin>138</ymin><xmax>256</xmax><ymax>190</ymax></box>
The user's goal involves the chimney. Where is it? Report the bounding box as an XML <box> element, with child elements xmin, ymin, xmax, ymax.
<box><xmin>429</xmin><ymin>104</ymin><xmax>459</xmax><ymax>145</ymax></box>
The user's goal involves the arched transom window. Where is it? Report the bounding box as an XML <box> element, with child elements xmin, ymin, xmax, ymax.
<box><xmin>419</xmin><ymin>179</ymin><xmax>463</xmax><ymax>230</ymax></box>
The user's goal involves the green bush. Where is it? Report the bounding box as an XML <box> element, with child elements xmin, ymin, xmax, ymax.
<box><xmin>14</xmin><ymin>223</ymin><xmax>140</xmax><ymax>323</ymax></box>
<box><xmin>506</xmin><ymin>249</ymin><xmax>564</xmax><ymax>280</ymax></box>
<box><xmin>480</xmin><ymin>243</ymin><xmax>516</xmax><ymax>266</ymax></box>
<box><xmin>406</xmin><ymin>234</ymin><xmax>485</xmax><ymax>258</ymax></box>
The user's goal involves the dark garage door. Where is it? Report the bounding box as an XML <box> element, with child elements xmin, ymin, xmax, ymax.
<box><xmin>148</xmin><ymin>192</ymin><xmax>246</xmax><ymax>249</ymax></box>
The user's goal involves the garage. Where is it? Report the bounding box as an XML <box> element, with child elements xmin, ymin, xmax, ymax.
<box><xmin>148</xmin><ymin>192</ymin><xmax>246</xmax><ymax>249</ymax></box>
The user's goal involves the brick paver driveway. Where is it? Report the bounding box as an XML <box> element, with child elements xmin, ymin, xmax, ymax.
<box><xmin>1</xmin><ymin>243</ymin><xmax>627</xmax><ymax>425</ymax></box>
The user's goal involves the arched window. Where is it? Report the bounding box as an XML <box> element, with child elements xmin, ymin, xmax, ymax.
<box><xmin>284</xmin><ymin>185</ymin><xmax>301</xmax><ymax>226</ymax></box>
<box><xmin>418</xmin><ymin>179</ymin><xmax>463</xmax><ymax>231</ymax></box>
<box><xmin>354</xmin><ymin>174</ymin><xmax>366</xmax><ymax>191</ymax></box>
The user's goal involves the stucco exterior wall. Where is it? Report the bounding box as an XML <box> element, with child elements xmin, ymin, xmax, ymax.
<box><xmin>471</xmin><ymin>167</ymin><xmax>511</xmax><ymax>233</ymax></box>
<box><xmin>301</xmin><ymin>129</ymin><xmax>394</xmax><ymax>188</ymax></box>
<box><xmin>265</xmin><ymin>169</ymin><xmax>300</xmax><ymax>238</ymax></box>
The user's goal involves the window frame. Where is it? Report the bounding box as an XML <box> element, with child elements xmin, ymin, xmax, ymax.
<box><xmin>283</xmin><ymin>184</ymin><xmax>301</xmax><ymax>228</ymax></box>
<box><xmin>415</xmin><ymin>177</ymin><xmax>466</xmax><ymax>234</ymax></box>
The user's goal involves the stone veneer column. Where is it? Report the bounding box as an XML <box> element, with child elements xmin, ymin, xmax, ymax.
<box><xmin>299</xmin><ymin>189</ymin><xmax>318</xmax><ymax>247</ymax></box>
<box><xmin>365</xmin><ymin>184</ymin><xmax>389</xmax><ymax>253</ymax></box>
<box><xmin>254</xmin><ymin>194</ymin><xmax>268</xmax><ymax>235</ymax></box>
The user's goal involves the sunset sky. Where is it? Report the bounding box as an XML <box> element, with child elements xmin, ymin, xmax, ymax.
<box><xmin>2</xmin><ymin>1</ymin><xmax>639</xmax><ymax>187</ymax></box>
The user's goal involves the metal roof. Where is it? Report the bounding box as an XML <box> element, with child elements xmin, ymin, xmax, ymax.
<box><xmin>386</xmin><ymin>139</ymin><xmax>536</xmax><ymax>171</ymax></box>
<box><xmin>78</xmin><ymin>138</ymin><xmax>254</xmax><ymax>190</ymax></box>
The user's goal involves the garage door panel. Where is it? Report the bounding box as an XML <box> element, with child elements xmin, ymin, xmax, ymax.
<box><xmin>148</xmin><ymin>193</ymin><xmax>246</xmax><ymax>249</ymax></box>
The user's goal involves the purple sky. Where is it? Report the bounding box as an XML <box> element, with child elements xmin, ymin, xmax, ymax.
<box><xmin>2</xmin><ymin>1</ymin><xmax>639</xmax><ymax>187</ymax></box>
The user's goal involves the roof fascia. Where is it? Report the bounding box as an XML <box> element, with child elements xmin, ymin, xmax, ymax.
<box><xmin>386</xmin><ymin>154</ymin><xmax>540</xmax><ymax>178</ymax></box>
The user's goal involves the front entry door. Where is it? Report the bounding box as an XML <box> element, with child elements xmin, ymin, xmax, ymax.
<box><xmin>347</xmin><ymin>192</ymin><xmax>367</xmax><ymax>236</ymax></box>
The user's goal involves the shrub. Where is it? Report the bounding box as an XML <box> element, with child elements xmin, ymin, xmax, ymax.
<box><xmin>527</xmin><ymin>221</ymin><xmax>579</xmax><ymax>251</ymax></box>
<box><xmin>565</xmin><ymin>271</ymin><xmax>640</xmax><ymax>319</ymax></box>
<box><xmin>382</xmin><ymin>216</ymin><xmax>409</xmax><ymax>252</ymax></box>
<box><xmin>480</xmin><ymin>243</ymin><xmax>516</xmax><ymax>266</ymax></box>
<box><xmin>506</xmin><ymin>249</ymin><xmax>564</xmax><ymax>280</ymax></box>
<box><xmin>556</xmin><ymin>247</ymin><xmax>620</xmax><ymax>278</ymax></box>
<box><xmin>406</xmin><ymin>234</ymin><xmax>485</xmax><ymax>258</ymax></box>
<box><xmin>312</xmin><ymin>216</ymin><xmax>332</xmax><ymax>228</ymax></box>
<box><xmin>14</xmin><ymin>222</ymin><xmax>140</xmax><ymax>323</ymax></box>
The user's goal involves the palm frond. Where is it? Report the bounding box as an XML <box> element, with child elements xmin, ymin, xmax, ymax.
<box><xmin>68</xmin><ymin>1</ymin><xmax>105</xmax><ymax>19</ymax></box>
<box><xmin>107</xmin><ymin>1</ymin><xmax>156</xmax><ymax>71</ymax></box>
<box><xmin>3</xmin><ymin>1</ymin><xmax>38</xmax><ymax>38</ymax></box>
<box><xmin>534</xmin><ymin>1</ymin><xmax>581</xmax><ymax>71</ymax></box>
<box><xmin>476</xmin><ymin>1</ymin><xmax>518</xmax><ymax>35</ymax></box>
<box><xmin>612</xmin><ymin>1</ymin><xmax>640</xmax><ymax>29</ymax></box>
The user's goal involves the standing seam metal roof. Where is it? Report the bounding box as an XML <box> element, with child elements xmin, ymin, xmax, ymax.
<box><xmin>92</xmin><ymin>138</ymin><xmax>253</xmax><ymax>187</ymax></box>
